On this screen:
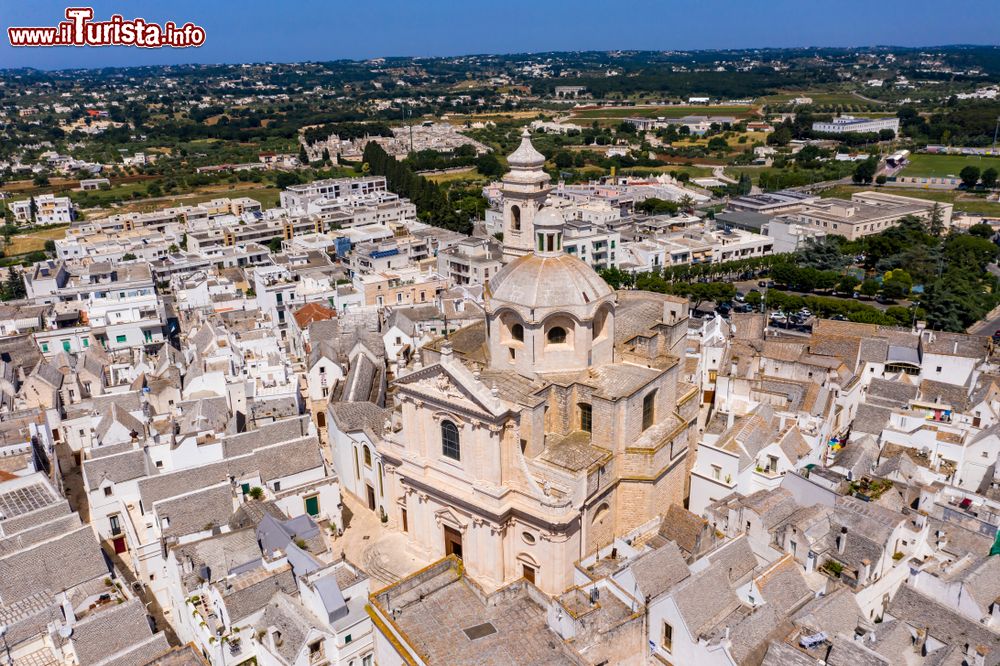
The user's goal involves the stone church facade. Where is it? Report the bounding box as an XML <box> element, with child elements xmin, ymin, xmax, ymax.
<box><xmin>338</xmin><ymin>131</ymin><xmax>699</xmax><ymax>596</ymax></box>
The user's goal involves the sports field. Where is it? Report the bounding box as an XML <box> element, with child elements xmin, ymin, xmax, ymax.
<box><xmin>900</xmin><ymin>153</ymin><xmax>1000</xmax><ymax>178</ymax></box>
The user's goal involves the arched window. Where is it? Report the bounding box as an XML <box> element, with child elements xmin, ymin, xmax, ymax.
<box><xmin>593</xmin><ymin>308</ymin><xmax>608</xmax><ymax>341</ymax></box>
<box><xmin>547</xmin><ymin>326</ymin><xmax>567</xmax><ymax>345</ymax></box>
<box><xmin>511</xmin><ymin>205</ymin><xmax>521</xmax><ymax>232</ymax></box>
<box><xmin>579</xmin><ymin>403</ymin><xmax>592</xmax><ymax>433</ymax></box>
<box><xmin>511</xmin><ymin>323</ymin><xmax>524</xmax><ymax>342</ymax></box>
<box><xmin>378</xmin><ymin>463</ymin><xmax>384</xmax><ymax>496</ymax></box>
<box><xmin>363</xmin><ymin>445</ymin><xmax>372</xmax><ymax>468</ymax></box>
<box><xmin>642</xmin><ymin>391</ymin><xmax>656</xmax><ymax>431</ymax></box>
<box><xmin>441</xmin><ymin>420</ymin><xmax>461</xmax><ymax>461</ymax></box>
<box><xmin>592</xmin><ymin>502</ymin><xmax>610</xmax><ymax>524</ymax></box>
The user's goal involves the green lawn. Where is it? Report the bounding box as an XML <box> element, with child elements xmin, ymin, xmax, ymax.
<box><xmin>570</xmin><ymin>105</ymin><xmax>755</xmax><ymax>120</ymax></box>
<box><xmin>900</xmin><ymin>153</ymin><xmax>1000</xmax><ymax>178</ymax></box>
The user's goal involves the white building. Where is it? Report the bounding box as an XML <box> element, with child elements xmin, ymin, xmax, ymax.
<box><xmin>10</xmin><ymin>193</ymin><xmax>75</xmax><ymax>225</ymax></box>
<box><xmin>812</xmin><ymin>115</ymin><xmax>900</xmax><ymax>135</ymax></box>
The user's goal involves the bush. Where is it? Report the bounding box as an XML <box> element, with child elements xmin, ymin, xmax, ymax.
<box><xmin>822</xmin><ymin>560</ymin><xmax>844</xmax><ymax>576</ymax></box>
<box><xmin>248</xmin><ymin>486</ymin><xmax>264</xmax><ymax>500</ymax></box>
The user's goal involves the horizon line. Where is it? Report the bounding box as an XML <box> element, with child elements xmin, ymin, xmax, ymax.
<box><xmin>2</xmin><ymin>43</ymin><xmax>999</xmax><ymax>75</ymax></box>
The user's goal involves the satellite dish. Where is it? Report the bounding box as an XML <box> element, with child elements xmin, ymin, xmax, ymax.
<box><xmin>58</xmin><ymin>625</ymin><xmax>73</xmax><ymax>639</ymax></box>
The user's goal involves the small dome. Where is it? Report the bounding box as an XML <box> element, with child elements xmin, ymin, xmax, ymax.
<box><xmin>506</xmin><ymin>129</ymin><xmax>545</xmax><ymax>169</ymax></box>
<box><xmin>533</xmin><ymin>207</ymin><xmax>565</xmax><ymax>229</ymax></box>
<box><xmin>486</xmin><ymin>253</ymin><xmax>613</xmax><ymax>318</ymax></box>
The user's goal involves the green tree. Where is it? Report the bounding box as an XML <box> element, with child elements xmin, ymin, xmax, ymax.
<box><xmin>736</xmin><ymin>172</ymin><xmax>752</xmax><ymax>196</ymax></box>
<box><xmin>969</xmin><ymin>223</ymin><xmax>994</xmax><ymax>239</ymax></box>
<box><xmin>2</xmin><ymin>268</ymin><xmax>24</xmax><ymax>301</ymax></box>
<box><xmin>927</xmin><ymin>203</ymin><xmax>944</xmax><ymax>237</ymax></box>
<box><xmin>475</xmin><ymin>153</ymin><xmax>503</xmax><ymax>178</ymax></box>
<box><xmin>554</xmin><ymin>152</ymin><xmax>573</xmax><ymax>169</ymax></box>
<box><xmin>836</xmin><ymin>275</ymin><xmax>860</xmax><ymax>294</ymax></box>
<box><xmin>121</xmin><ymin>252</ymin><xmax>137</xmax><ymax>261</ymax></box>
<box><xmin>267</xmin><ymin>236</ymin><xmax>284</xmax><ymax>253</ymax></box>
<box><xmin>852</xmin><ymin>157</ymin><xmax>877</xmax><ymax>184</ymax></box>
<box><xmin>767</xmin><ymin>126</ymin><xmax>792</xmax><ymax>146</ymax></box>
<box><xmin>598</xmin><ymin>267</ymin><xmax>635</xmax><ymax>290</ymax></box>
<box><xmin>860</xmin><ymin>278</ymin><xmax>880</xmax><ymax>297</ymax></box>
<box><xmin>881</xmin><ymin>269</ymin><xmax>913</xmax><ymax>300</ymax></box>
<box><xmin>876</xmin><ymin>174</ymin><xmax>887</xmax><ymax>186</ymax></box>
<box><xmin>959</xmin><ymin>165</ymin><xmax>981</xmax><ymax>189</ymax></box>
<box><xmin>981</xmin><ymin>167</ymin><xmax>998</xmax><ymax>190</ymax></box>
<box><xmin>298</xmin><ymin>144</ymin><xmax>308</xmax><ymax>165</ymax></box>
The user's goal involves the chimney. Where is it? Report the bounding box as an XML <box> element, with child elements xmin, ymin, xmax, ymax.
<box><xmin>913</xmin><ymin>628</ymin><xmax>927</xmax><ymax>656</ymax></box>
<box><xmin>976</xmin><ymin>646</ymin><xmax>990</xmax><ymax>666</ymax></box>
<box><xmin>837</xmin><ymin>526</ymin><xmax>848</xmax><ymax>554</ymax></box>
<box><xmin>859</xmin><ymin>558</ymin><xmax>871</xmax><ymax>584</ymax></box>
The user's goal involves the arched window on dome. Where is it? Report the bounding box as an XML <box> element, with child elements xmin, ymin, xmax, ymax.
<box><xmin>511</xmin><ymin>205</ymin><xmax>521</xmax><ymax>232</ymax></box>
<box><xmin>547</xmin><ymin>326</ymin><xmax>567</xmax><ymax>345</ymax></box>
<box><xmin>441</xmin><ymin>420</ymin><xmax>461</xmax><ymax>461</ymax></box>
<box><xmin>593</xmin><ymin>307</ymin><xmax>609</xmax><ymax>342</ymax></box>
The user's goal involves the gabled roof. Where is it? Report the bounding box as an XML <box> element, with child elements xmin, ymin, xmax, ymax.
<box><xmin>30</xmin><ymin>361</ymin><xmax>63</xmax><ymax>389</ymax></box>
<box><xmin>756</xmin><ymin>556</ymin><xmax>813</xmax><ymax>615</ymax></box>
<box><xmin>293</xmin><ymin>302</ymin><xmax>336</xmax><ymax>330</ymax></box>
<box><xmin>658</xmin><ymin>504</ymin><xmax>709</xmax><ymax>557</ymax></box>
<box><xmin>672</xmin><ymin>561</ymin><xmax>741</xmax><ymax>639</ymax></box>
<box><xmin>71</xmin><ymin>598</ymin><xmax>159</xmax><ymax>666</ymax></box>
<box><xmin>95</xmin><ymin>402</ymin><xmax>145</xmax><ymax>443</ymax></box>
<box><xmin>888</xmin><ymin>585</ymin><xmax>1000</xmax><ymax>664</ymax></box>
<box><xmin>83</xmin><ymin>448</ymin><xmax>149</xmax><ymax>491</ymax></box>
<box><xmin>629</xmin><ymin>540</ymin><xmax>690</xmax><ymax>600</ymax></box>
<box><xmin>0</xmin><ymin>526</ymin><xmax>108</xmax><ymax>605</ymax></box>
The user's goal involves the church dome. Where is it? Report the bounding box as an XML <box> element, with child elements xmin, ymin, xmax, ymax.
<box><xmin>506</xmin><ymin>128</ymin><xmax>546</xmax><ymax>170</ymax></box>
<box><xmin>486</xmin><ymin>252</ymin><xmax>614</xmax><ymax>321</ymax></box>
<box><xmin>533</xmin><ymin>206</ymin><xmax>565</xmax><ymax>229</ymax></box>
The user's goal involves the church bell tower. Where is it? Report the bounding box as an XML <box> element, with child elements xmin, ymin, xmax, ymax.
<box><xmin>500</xmin><ymin>129</ymin><xmax>552</xmax><ymax>261</ymax></box>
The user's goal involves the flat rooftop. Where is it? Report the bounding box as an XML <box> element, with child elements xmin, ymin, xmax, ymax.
<box><xmin>373</xmin><ymin>559</ymin><xmax>580</xmax><ymax>665</ymax></box>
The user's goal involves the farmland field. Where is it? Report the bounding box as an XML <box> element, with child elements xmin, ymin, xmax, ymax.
<box><xmin>4</xmin><ymin>225</ymin><xmax>69</xmax><ymax>255</ymax></box>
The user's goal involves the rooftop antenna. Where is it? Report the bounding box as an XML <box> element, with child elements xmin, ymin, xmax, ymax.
<box><xmin>993</xmin><ymin>115</ymin><xmax>1000</xmax><ymax>157</ymax></box>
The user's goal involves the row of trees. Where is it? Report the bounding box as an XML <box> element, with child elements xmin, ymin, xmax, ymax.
<box><xmin>958</xmin><ymin>165</ymin><xmax>999</xmax><ymax>190</ymax></box>
<box><xmin>361</xmin><ymin>142</ymin><xmax>473</xmax><ymax>234</ymax></box>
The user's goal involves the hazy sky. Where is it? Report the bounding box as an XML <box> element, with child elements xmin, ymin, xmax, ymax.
<box><xmin>1</xmin><ymin>0</ymin><xmax>998</xmax><ymax>70</ymax></box>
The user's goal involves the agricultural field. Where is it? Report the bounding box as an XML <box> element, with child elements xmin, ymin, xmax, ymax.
<box><xmin>424</xmin><ymin>168</ymin><xmax>485</xmax><ymax>184</ymax></box>
<box><xmin>111</xmin><ymin>186</ymin><xmax>283</xmax><ymax>213</ymax></box>
<box><xmin>761</xmin><ymin>91</ymin><xmax>883</xmax><ymax>106</ymax></box>
<box><xmin>3</xmin><ymin>225</ymin><xmax>68</xmax><ymax>256</ymax></box>
<box><xmin>899</xmin><ymin>153</ymin><xmax>1000</xmax><ymax>178</ymax></box>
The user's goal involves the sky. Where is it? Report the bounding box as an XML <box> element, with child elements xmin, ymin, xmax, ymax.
<box><xmin>0</xmin><ymin>0</ymin><xmax>998</xmax><ymax>71</ymax></box>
